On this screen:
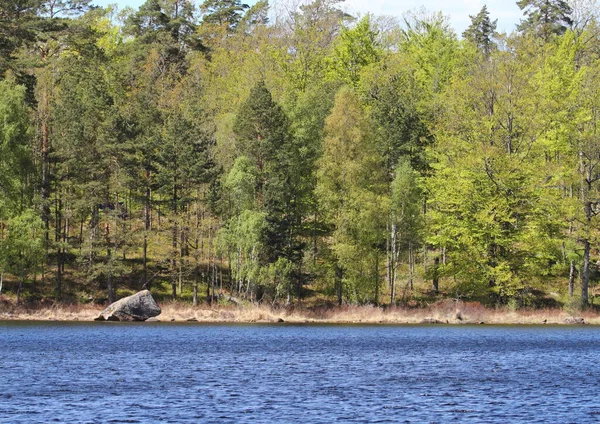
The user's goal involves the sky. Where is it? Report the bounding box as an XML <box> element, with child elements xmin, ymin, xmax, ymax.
<box><xmin>91</xmin><ymin>0</ymin><xmax>523</xmax><ymax>35</ymax></box>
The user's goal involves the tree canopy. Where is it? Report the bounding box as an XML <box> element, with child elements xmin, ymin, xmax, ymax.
<box><xmin>0</xmin><ymin>0</ymin><xmax>598</xmax><ymax>311</ymax></box>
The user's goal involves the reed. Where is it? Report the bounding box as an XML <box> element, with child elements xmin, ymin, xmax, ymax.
<box><xmin>1</xmin><ymin>296</ymin><xmax>599</xmax><ymax>324</ymax></box>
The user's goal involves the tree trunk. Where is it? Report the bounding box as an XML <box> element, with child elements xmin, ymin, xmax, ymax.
<box><xmin>433</xmin><ymin>256</ymin><xmax>440</xmax><ymax>294</ymax></box>
<box><xmin>193</xmin><ymin>267</ymin><xmax>198</xmax><ymax>307</ymax></box>
<box><xmin>582</xmin><ymin>240</ymin><xmax>590</xmax><ymax>307</ymax></box>
<box><xmin>569</xmin><ymin>260</ymin><xmax>575</xmax><ymax>298</ymax></box>
<box><xmin>17</xmin><ymin>275</ymin><xmax>23</xmax><ymax>304</ymax></box>
<box><xmin>408</xmin><ymin>243</ymin><xmax>414</xmax><ymax>291</ymax></box>
<box><xmin>386</xmin><ymin>220</ymin><xmax>391</xmax><ymax>290</ymax></box>
<box><xmin>374</xmin><ymin>253</ymin><xmax>379</xmax><ymax>305</ymax></box>
<box><xmin>335</xmin><ymin>263</ymin><xmax>343</xmax><ymax>306</ymax></box>
<box><xmin>107</xmin><ymin>264</ymin><xmax>114</xmax><ymax>304</ymax></box>
<box><xmin>171</xmin><ymin>179</ymin><xmax>178</xmax><ymax>298</ymax></box>
<box><xmin>143</xmin><ymin>180</ymin><xmax>151</xmax><ymax>289</ymax></box>
<box><xmin>206</xmin><ymin>272</ymin><xmax>211</xmax><ymax>303</ymax></box>
<box><xmin>390</xmin><ymin>222</ymin><xmax>397</xmax><ymax>305</ymax></box>
<box><xmin>106</xmin><ymin>233</ymin><xmax>115</xmax><ymax>304</ymax></box>
<box><xmin>580</xmin><ymin>150</ymin><xmax>592</xmax><ymax>308</ymax></box>
<box><xmin>55</xmin><ymin>196</ymin><xmax>62</xmax><ymax>300</ymax></box>
<box><xmin>39</xmin><ymin>69</ymin><xmax>51</xmax><ymax>287</ymax></box>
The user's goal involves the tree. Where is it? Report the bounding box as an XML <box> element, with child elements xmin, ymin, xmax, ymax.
<box><xmin>0</xmin><ymin>211</ymin><xmax>45</xmax><ymax>302</ymax></box>
<box><xmin>565</xmin><ymin>48</ymin><xmax>600</xmax><ymax>307</ymax></box>
<box><xmin>38</xmin><ymin>0</ymin><xmax>92</xmax><ymax>18</ymax></box>
<box><xmin>361</xmin><ymin>53</ymin><xmax>432</xmax><ymax>174</ymax></box>
<box><xmin>0</xmin><ymin>0</ymin><xmax>40</xmax><ymax>75</ymax></box>
<box><xmin>327</xmin><ymin>15</ymin><xmax>381</xmax><ymax>87</ymax></box>
<box><xmin>426</xmin><ymin>36</ymin><xmax>565</xmax><ymax>305</ymax></box>
<box><xmin>316</xmin><ymin>87</ymin><xmax>387</xmax><ymax>304</ymax></box>
<box><xmin>389</xmin><ymin>159</ymin><xmax>422</xmax><ymax>303</ymax></box>
<box><xmin>238</xmin><ymin>0</ymin><xmax>268</xmax><ymax>33</ymax></box>
<box><xmin>125</xmin><ymin>0</ymin><xmax>199</xmax><ymax>50</ymax></box>
<box><xmin>517</xmin><ymin>0</ymin><xmax>573</xmax><ymax>41</ymax></box>
<box><xmin>0</xmin><ymin>77</ymin><xmax>34</xmax><ymax>218</ymax></box>
<box><xmin>283</xmin><ymin>0</ymin><xmax>352</xmax><ymax>92</ymax></box>
<box><xmin>51</xmin><ymin>35</ymin><xmax>129</xmax><ymax>302</ymax></box>
<box><xmin>199</xmin><ymin>0</ymin><xmax>249</xmax><ymax>30</ymax></box>
<box><xmin>462</xmin><ymin>5</ymin><xmax>497</xmax><ymax>56</ymax></box>
<box><xmin>400</xmin><ymin>10</ymin><xmax>461</xmax><ymax>99</ymax></box>
<box><xmin>0</xmin><ymin>77</ymin><xmax>41</xmax><ymax>301</ymax></box>
<box><xmin>229</xmin><ymin>81</ymin><xmax>306</xmax><ymax>302</ymax></box>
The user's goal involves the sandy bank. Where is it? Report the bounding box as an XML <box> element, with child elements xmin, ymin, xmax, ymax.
<box><xmin>1</xmin><ymin>300</ymin><xmax>599</xmax><ymax>325</ymax></box>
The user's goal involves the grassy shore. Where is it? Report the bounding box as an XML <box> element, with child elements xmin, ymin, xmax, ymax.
<box><xmin>1</xmin><ymin>297</ymin><xmax>599</xmax><ymax>324</ymax></box>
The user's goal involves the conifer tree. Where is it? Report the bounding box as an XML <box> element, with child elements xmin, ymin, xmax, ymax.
<box><xmin>200</xmin><ymin>0</ymin><xmax>249</xmax><ymax>30</ymax></box>
<box><xmin>0</xmin><ymin>0</ymin><xmax>39</xmax><ymax>74</ymax></box>
<box><xmin>463</xmin><ymin>5</ymin><xmax>497</xmax><ymax>56</ymax></box>
<box><xmin>517</xmin><ymin>0</ymin><xmax>573</xmax><ymax>41</ymax></box>
<box><xmin>231</xmin><ymin>81</ymin><xmax>305</xmax><ymax>301</ymax></box>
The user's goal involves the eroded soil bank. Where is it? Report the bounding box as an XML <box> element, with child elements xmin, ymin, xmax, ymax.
<box><xmin>1</xmin><ymin>298</ymin><xmax>598</xmax><ymax>325</ymax></box>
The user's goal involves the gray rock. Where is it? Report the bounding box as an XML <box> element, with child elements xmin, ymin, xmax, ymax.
<box><xmin>97</xmin><ymin>290</ymin><xmax>161</xmax><ymax>322</ymax></box>
<box><xmin>421</xmin><ymin>317</ymin><xmax>443</xmax><ymax>324</ymax></box>
<box><xmin>564</xmin><ymin>317</ymin><xmax>585</xmax><ymax>325</ymax></box>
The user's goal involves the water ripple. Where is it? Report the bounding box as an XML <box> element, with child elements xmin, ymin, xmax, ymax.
<box><xmin>0</xmin><ymin>323</ymin><xmax>599</xmax><ymax>423</ymax></box>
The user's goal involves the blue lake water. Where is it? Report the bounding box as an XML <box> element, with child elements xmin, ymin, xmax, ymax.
<box><xmin>1</xmin><ymin>322</ymin><xmax>599</xmax><ymax>423</ymax></box>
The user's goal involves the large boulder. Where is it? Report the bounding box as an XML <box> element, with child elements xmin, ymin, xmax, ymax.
<box><xmin>96</xmin><ymin>290</ymin><xmax>161</xmax><ymax>322</ymax></box>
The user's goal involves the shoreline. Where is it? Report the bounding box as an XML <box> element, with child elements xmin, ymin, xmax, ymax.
<box><xmin>1</xmin><ymin>302</ymin><xmax>598</xmax><ymax>325</ymax></box>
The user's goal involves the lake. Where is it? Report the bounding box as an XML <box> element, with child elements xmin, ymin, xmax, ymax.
<box><xmin>0</xmin><ymin>322</ymin><xmax>599</xmax><ymax>423</ymax></box>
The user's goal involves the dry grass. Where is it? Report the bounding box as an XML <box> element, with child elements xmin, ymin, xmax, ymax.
<box><xmin>0</xmin><ymin>299</ymin><xmax>102</xmax><ymax>321</ymax></box>
<box><xmin>2</xmin><ymin>296</ymin><xmax>600</xmax><ymax>324</ymax></box>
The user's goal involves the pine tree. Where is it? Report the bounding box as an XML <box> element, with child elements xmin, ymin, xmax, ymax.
<box><xmin>462</xmin><ymin>5</ymin><xmax>497</xmax><ymax>56</ymax></box>
<box><xmin>200</xmin><ymin>0</ymin><xmax>249</xmax><ymax>30</ymax></box>
<box><xmin>517</xmin><ymin>0</ymin><xmax>573</xmax><ymax>41</ymax></box>
<box><xmin>232</xmin><ymin>81</ymin><xmax>305</xmax><ymax>301</ymax></box>
<box><xmin>125</xmin><ymin>0</ymin><xmax>200</xmax><ymax>53</ymax></box>
<box><xmin>0</xmin><ymin>0</ymin><xmax>39</xmax><ymax>74</ymax></box>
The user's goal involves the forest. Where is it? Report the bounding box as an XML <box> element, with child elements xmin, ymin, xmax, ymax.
<box><xmin>0</xmin><ymin>0</ymin><xmax>599</xmax><ymax>311</ymax></box>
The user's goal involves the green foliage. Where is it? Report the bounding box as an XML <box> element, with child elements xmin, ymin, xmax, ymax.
<box><xmin>400</xmin><ymin>11</ymin><xmax>460</xmax><ymax>98</ymax></box>
<box><xmin>1</xmin><ymin>0</ymin><xmax>599</xmax><ymax>309</ymax></box>
<box><xmin>0</xmin><ymin>77</ymin><xmax>33</xmax><ymax>217</ymax></box>
<box><xmin>284</xmin><ymin>0</ymin><xmax>353</xmax><ymax>92</ymax></box>
<box><xmin>462</xmin><ymin>5</ymin><xmax>497</xmax><ymax>56</ymax></box>
<box><xmin>125</xmin><ymin>0</ymin><xmax>199</xmax><ymax>49</ymax></box>
<box><xmin>426</xmin><ymin>36</ymin><xmax>568</xmax><ymax>304</ymax></box>
<box><xmin>258</xmin><ymin>257</ymin><xmax>294</xmax><ymax>303</ymax></box>
<box><xmin>327</xmin><ymin>15</ymin><xmax>381</xmax><ymax>87</ymax></box>
<box><xmin>360</xmin><ymin>53</ymin><xmax>432</xmax><ymax>173</ymax></box>
<box><xmin>0</xmin><ymin>0</ymin><xmax>40</xmax><ymax>74</ymax></box>
<box><xmin>224</xmin><ymin>156</ymin><xmax>257</xmax><ymax>214</ymax></box>
<box><xmin>517</xmin><ymin>0</ymin><xmax>573</xmax><ymax>41</ymax></box>
<box><xmin>317</xmin><ymin>87</ymin><xmax>387</xmax><ymax>303</ymax></box>
<box><xmin>390</xmin><ymin>160</ymin><xmax>422</xmax><ymax>248</ymax></box>
<box><xmin>217</xmin><ymin>209</ymin><xmax>266</xmax><ymax>295</ymax></box>
<box><xmin>238</xmin><ymin>0</ymin><xmax>268</xmax><ymax>32</ymax></box>
<box><xmin>0</xmin><ymin>209</ymin><xmax>45</xmax><ymax>297</ymax></box>
<box><xmin>200</xmin><ymin>0</ymin><xmax>249</xmax><ymax>30</ymax></box>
